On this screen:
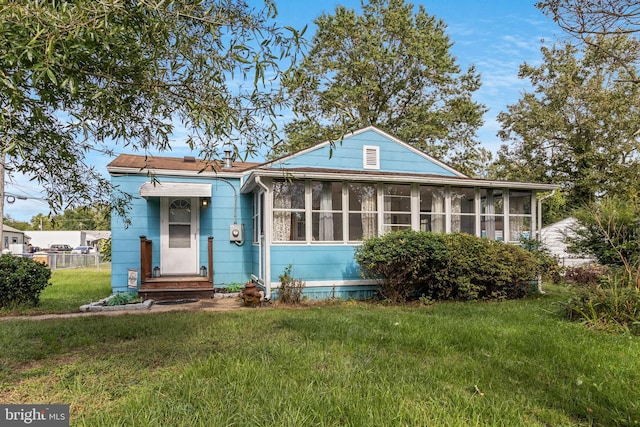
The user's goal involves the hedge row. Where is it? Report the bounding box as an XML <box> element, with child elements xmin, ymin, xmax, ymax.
<box><xmin>354</xmin><ymin>230</ymin><xmax>542</xmax><ymax>303</ymax></box>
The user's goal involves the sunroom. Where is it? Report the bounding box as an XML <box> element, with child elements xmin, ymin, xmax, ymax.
<box><xmin>248</xmin><ymin>176</ymin><xmax>549</xmax><ymax>244</ymax></box>
<box><xmin>241</xmin><ymin>170</ymin><xmax>556</xmax><ymax>299</ymax></box>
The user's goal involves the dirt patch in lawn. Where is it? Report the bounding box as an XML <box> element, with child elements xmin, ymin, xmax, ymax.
<box><xmin>0</xmin><ymin>297</ymin><xmax>245</xmax><ymax>322</ymax></box>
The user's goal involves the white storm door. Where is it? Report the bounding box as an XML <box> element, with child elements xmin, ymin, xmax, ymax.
<box><xmin>160</xmin><ymin>197</ymin><xmax>199</xmax><ymax>275</ymax></box>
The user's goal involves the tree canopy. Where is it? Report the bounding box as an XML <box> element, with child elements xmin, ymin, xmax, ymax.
<box><xmin>537</xmin><ymin>0</ymin><xmax>640</xmax><ymax>82</ymax></box>
<box><xmin>492</xmin><ymin>36</ymin><xmax>640</xmax><ymax>210</ymax></box>
<box><xmin>27</xmin><ymin>204</ymin><xmax>111</xmax><ymax>231</ymax></box>
<box><xmin>537</xmin><ymin>0</ymin><xmax>640</xmax><ymax>37</ymax></box>
<box><xmin>0</xmin><ymin>0</ymin><xmax>303</xmax><ymax>214</ymax></box>
<box><xmin>277</xmin><ymin>0</ymin><xmax>488</xmax><ymax>176</ymax></box>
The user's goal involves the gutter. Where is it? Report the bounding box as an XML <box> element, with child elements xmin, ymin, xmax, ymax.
<box><xmin>244</xmin><ymin>169</ymin><xmax>557</xmax><ymax>192</ymax></box>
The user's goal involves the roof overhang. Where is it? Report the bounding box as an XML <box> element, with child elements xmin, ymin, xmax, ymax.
<box><xmin>139</xmin><ymin>182</ymin><xmax>212</xmax><ymax>199</ymax></box>
<box><xmin>240</xmin><ymin>168</ymin><xmax>558</xmax><ymax>194</ymax></box>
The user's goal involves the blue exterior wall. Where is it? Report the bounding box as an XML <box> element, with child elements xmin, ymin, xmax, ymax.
<box><xmin>206</xmin><ymin>180</ymin><xmax>254</xmax><ymax>286</ymax></box>
<box><xmin>270</xmin><ymin>245</ymin><xmax>361</xmax><ymax>283</ymax></box>
<box><xmin>269</xmin><ymin>245</ymin><xmax>374</xmax><ymax>300</ymax></box>
<box><xmin>111</xmin><ymin>176</ymin><xmax>159</xmax><ymax>293</ymax></box>
<box><xmin>111</xmin><ymin>174</ymin><xmax>254</xmax><ymax>293</ymax></box>
<box><xmin>271</xmin><ymin>129</ymin><xmax>458</xmax><ymax>176</ymax></box>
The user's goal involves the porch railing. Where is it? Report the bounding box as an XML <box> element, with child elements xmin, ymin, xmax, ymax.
<box><xmin>207</xmin><ymin>236</ymin><xmax>214</xmax><ymax>282</ymax></box>
<box><xmin>139</xmin><ymin>235</ymin><xmax>214</xmax><ymax>284</ymax></box>
<box><xmin>139</xmin><ymin>236</ymin><xmax>152</xmax><ymax>283</ymax></box>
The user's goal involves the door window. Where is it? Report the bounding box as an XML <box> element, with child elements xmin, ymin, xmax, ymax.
<box><xmin>169</xmin><ymin>198</ymin><xmax>191</xmax><ymax>248</ymax></box>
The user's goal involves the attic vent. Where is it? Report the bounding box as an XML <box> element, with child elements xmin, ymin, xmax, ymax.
<box><xmin>363</xmin><ymin>145</ymin><xmax>379</xmax><ymax>169</ymax></box>
<box><xmin>183</xmin><ymin>156</ymin><xmax>196</xmax><ymax>163</ymax></box>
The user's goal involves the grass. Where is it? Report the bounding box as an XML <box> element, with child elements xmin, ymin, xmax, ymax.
<box><xmin>1</xmin><ymin>285</ymin><xmax>639</xmax><ymax>426</ymax></box>
<box><xmin>0</xmin><ymin>268</ymin><xmax>112</xmax><ymax>316</ymax></box>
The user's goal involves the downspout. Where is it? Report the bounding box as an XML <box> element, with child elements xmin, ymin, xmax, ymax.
<box><xmin>255</xmin><ymin>176</ymin><xmax>271</xmax><ymax>300</ymax></box>
<box><xmin>536</xmin><ymin>188</ymin><xmax>557</xmax><ymax>293</ymax></box>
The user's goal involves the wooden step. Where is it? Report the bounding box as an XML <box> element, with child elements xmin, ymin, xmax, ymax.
<box><xmin>141</xmin><ymin>279</ymin><xmax>212</xmax><ymax>290</ymax></box>
<box><xmin>139</xmin><ymin>288</ymin><xmax>215</xmax><ymax>301</ymax></box>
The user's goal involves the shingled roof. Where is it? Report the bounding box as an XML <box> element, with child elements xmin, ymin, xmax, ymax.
<box><xmin>107</xmin><ymin>154</ymin><xmax>260</xmax><ymax>173</ymax></box>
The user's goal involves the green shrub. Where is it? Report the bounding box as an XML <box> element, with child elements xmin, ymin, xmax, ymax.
<box><xmin>432</xmin><ymin>233</ymin><xmax>542</xmax><ymax>300</ymax></box>
<box><xmin>354</xmin><ymin>230</ymin><xmax>449</xmax><ymax>303</ymax></box>
<box><xmin>561</xmin><ymin>275</ymin><xmax>640</xmax><ymax>334</ymax></box>
<box><xmin>0</xmin><ymin>255</ymin><xmax>52</xmax><ymax>308</ymax></box>
<box><xmin>106</xmin><ymin>292</ymin><xmax>141</xmax><ymax>306</ymax></box>
<box><xmin>355</xmin><ymin>231</ymin><xmax>542</xmax><ymax>303</ymax></box>
<box><xmin>226</xmin><ymin>282</ymin><xmax>244</xmax><ymax>292</ymax></box>
<box><xmin>99</xmin><ymin>237</ymin><xmax>112</xmax><ymax>262</ymax></box>
<box><xmin>278</xmin><ymin>264</ymin><xmax>305</xmax><ymax>304</ymax></box>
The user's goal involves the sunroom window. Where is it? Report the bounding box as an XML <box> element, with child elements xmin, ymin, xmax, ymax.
<box><xmin>419</xmin><ymin>186</ymin><xmax>445</xmax><ymax>232</ymax></box>
<box><xmin>273</xmin><ymin>180</ymin><xmax>306</xmax><ymax>241</ymax></box>
<box><xmin>481</xmin><ymin>189</ymin><xmax>504</xmax><ymax>241</ymax></box>
<box><xmin>348</xmin><ymin>183</ymin><xmax>377</xmax><ymax>241</ymax></box>
<box><xmin>508</xmin><ymin>190</ymin><xmax>532</xmax><ymax>242</ymax></box>
<box><xmin>451</xmin><ymin>187</ymin><xmax>476</xmax><ymax>235</ymax></box>
<box><xmin>383</xmin><ymin>184</ymin><xmax>411</xmax><ymax>232</ymax></box>
<box><xmin>311</xmin><ymin>181</ymin><xmax>343</xmax><ymax>241</ymax></box>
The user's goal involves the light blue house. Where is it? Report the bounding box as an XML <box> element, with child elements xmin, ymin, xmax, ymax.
<box><xmin>107</xmin><ymin>127</ymin><xmax>556</xmax><ymax>300</ymax></box>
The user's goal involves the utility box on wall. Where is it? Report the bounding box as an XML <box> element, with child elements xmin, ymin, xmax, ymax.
<box><xmin>229</xmin><ymin>224</ymin><xmax>244</xmax><ymax>243</ymax></box>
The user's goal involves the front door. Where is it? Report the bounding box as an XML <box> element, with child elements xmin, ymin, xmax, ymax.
<box><xmin>160</xmin><ymin>197</ymin><xmax>199</xmax><ymax>275</ymax></box>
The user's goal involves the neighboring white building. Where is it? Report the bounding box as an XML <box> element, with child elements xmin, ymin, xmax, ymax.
<box><xmin>3</xmin><ymin>225</ymin><xmax>29</xmax><ymax>252</ymax></box>
<box><xmin>26</xmin><ymin>230</ymin><xmax>111</xmax><ymax>250</ymax></box>
<box><xmin>540</xmin><ymin>217</ymin><xmax>595</xmax><ymax>267</ymax></box>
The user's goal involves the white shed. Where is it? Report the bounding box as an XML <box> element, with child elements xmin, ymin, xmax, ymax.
<box><xmin>540</xmin><ymin>217</ymin><xmax>596</xmax><ymax>267</ymax></box>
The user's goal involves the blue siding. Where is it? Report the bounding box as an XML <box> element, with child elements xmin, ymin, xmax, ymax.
<box><xmin>111</xmin><ymin>177</ymin><xmax>160</xmax><ymax>293</ymax></box>
<box><xmin>111</xmin><ymin>175</ymin><xmax>255</xmax><ymax>293</ymax></box>
<box><xmin>270</xmin><ymin>245</ymin><xmax>361</xmax><ymax>283</ymax></box>
<box><xmin>271</xmin><ymin>129</ymin><xmax>458</xmax><ymax>176</ymax></box>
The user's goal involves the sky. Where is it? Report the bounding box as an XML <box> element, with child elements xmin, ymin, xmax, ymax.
<box><xmin>4</xmin><ymin>0</ymin><xmax>563</xmax><ymax>222</ymax></box>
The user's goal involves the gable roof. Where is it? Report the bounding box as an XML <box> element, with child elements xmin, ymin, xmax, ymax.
<box><xmin>261</xmin><ymin>126</ymin><xmax>467</xmax><ymax>178</ymax></box>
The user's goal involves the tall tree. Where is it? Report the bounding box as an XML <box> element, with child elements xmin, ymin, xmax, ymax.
<box><xmin>3</xmin><ymin>216</ymin><xmax>29</xmax><ymax>231</ymax></box>
<box><xmin>278</xmin><ymin>0</ymin><xmax>488</xmax><ymax>175</ymax></box>
<box><xmin>28</xmin><ymin>205</ymin><xmax>110</xmax><ymax>231</ymax></box>
<box><xmin>493</xmin><ymin>36</ymin><xmax>640</xmax><ymax>209</ymax></box>
<box><xmin>537</xmin><ymin>0</ymin><xmax>640</xmax><ymax>82</ymax></box>
<box><xmin>0</xmin><ymin>0</ymin><xmax>303</xmax><ymax>215</ymax></box>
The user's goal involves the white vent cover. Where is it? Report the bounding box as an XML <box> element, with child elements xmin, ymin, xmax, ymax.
<box><xmin>363</xmin><ymin>145</ymin><xmax>380</xmax><ymax>169</ymax></box>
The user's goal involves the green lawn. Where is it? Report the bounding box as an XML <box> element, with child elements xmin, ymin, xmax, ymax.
<box><xmin>1</xmin><ymin>286</ymin><xmax>638</xmax><ymax>426</ymax></box>
<box><xmin>0</xmin><ymin>268</ymin><xmax>112</xmax><ymax>316</ymax></box>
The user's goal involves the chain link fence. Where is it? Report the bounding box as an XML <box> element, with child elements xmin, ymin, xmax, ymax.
<box><xmin>31</xmin><ymin>253</ymin><xmax>111</xmax><ymax>270</ymax></box>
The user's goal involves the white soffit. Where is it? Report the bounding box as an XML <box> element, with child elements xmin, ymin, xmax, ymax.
<box><xmin>139</xmin><ymin>182</ymin><xmax>211</xmax><ymax>198</ymax></box>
